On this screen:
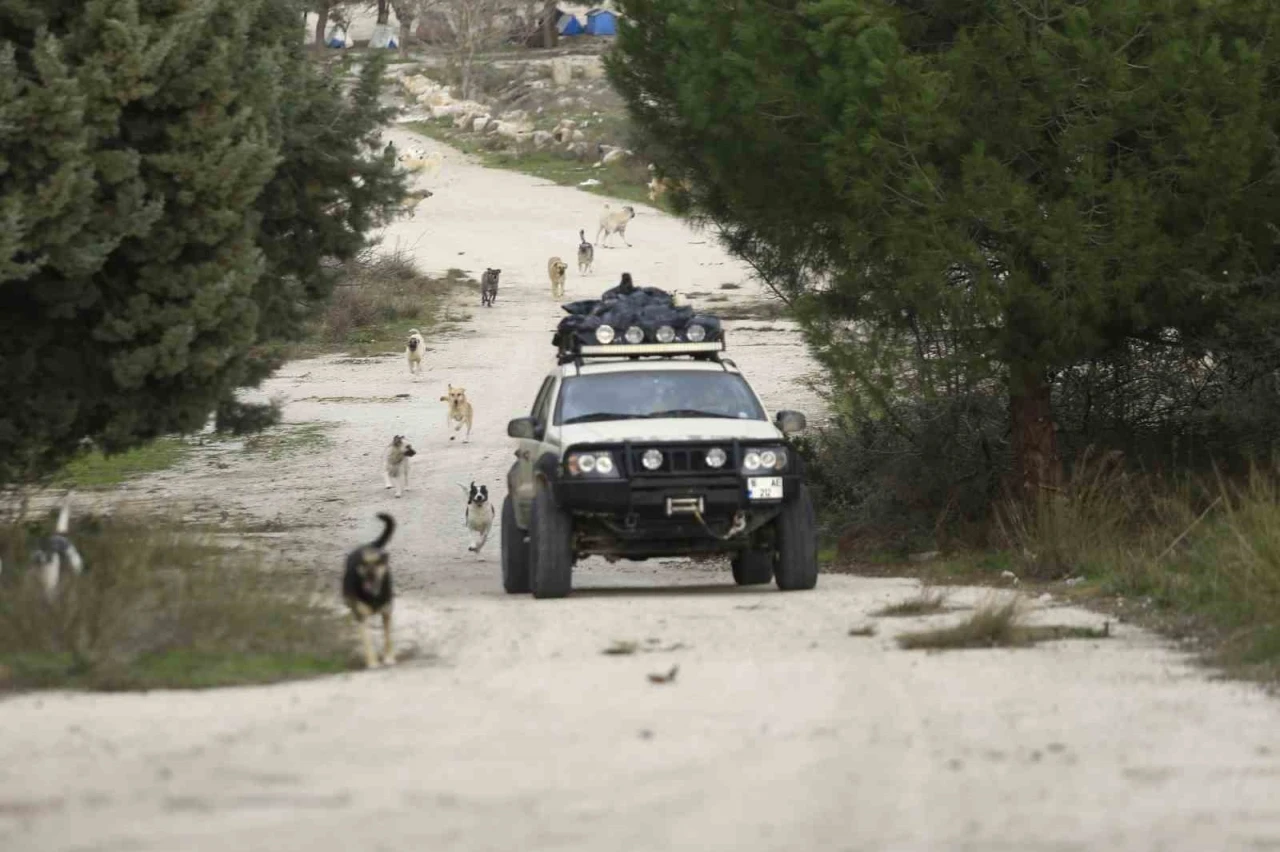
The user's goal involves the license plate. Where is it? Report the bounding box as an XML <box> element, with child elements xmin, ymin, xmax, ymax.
<box><xmin>747</xmin><ymin>476</ymin><xmax>784</xmax><ymax>500</ymax></box>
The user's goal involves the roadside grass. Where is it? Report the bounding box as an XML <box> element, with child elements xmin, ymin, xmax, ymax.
<box><xmin>873</xmin><ymin>586</ymin><xmax>949</xmax><ymax>617</ymax></box>
<box><xmin>897</xmin><ymin>597</ymin><xmax>1111</xmax><ymax>651</ymax></box>
<box><xmin>828</xmin><ymin>456</ymin><xmax>1280</xmax><ymax>682</ymax></box>
<box><xmin>0</xmin><ymin>513</ymin><xmax>354</xmax><ymax>692</ymax></box>
<box><xmin>287</xmin><ymin>248</ymin><xmax>473</xmax><ymax>358</ymax></box>
<box><xmin>407</xmin><ymin>119</ymin><xmax>661</xmax><ymax>210</ymax></box>
<box><xmin>54</xmin><ymin>438</ymin><xmax>191</xmax><ymax>489</ymax></box>
<box><xmin>241</xmin><ymin>422</ymin><xmax>335</xmax><ymax>461</ymax></box>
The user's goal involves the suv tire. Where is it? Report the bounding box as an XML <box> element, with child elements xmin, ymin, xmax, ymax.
<box><xmin>773</xmin><ymin>485</ymin><xmax>818</xmax><ymax>591</ymax></box>
<box><xmin>731</xmin><ymin>550</ymin><xmax>773</xmax><ymax>585</ymax></box>
<box><xmin>501</xmin><ymin>496</ymin><xmax>531</xmax><ymax>594</ymax></box>
<box><xmin>530</xmin><ymin>483</ymin><xmax>574</xmax><ymax>598</ymax></box>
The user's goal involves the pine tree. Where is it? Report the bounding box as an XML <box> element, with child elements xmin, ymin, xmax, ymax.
<box><xmin>609</xmin><ymin>0</ymin><xmax>1280</xmax><ymax>494</ymax></box>
<box><xmin>0</xmin><ymin>0</ymin><xmax>404</xmax><ymax>482</ymax></box>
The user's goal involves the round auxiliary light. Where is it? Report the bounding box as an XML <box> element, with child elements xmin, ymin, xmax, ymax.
<box><xmin>578</xmin><ymin>454</ymin><xmax>597</xmax><ymax>473</ymax></box>
<box><xmin>774</xmin><ymin>448</ymin><xmax>789</xmax><ymax>470</ymax></box>
<box><xmin>705</xmin><ymin>447</ymin><xmax>727</xmax><ymax>469</ymax></box>
<box><xmin>624</xmin><ymin>325</ymin><xmax>645</xmax><ymax>344</ymax></box>
<box><xmin>686</xmin><ymin>323</ymin><xmax>707</xmax><ymax>342</ymax></box>
<box><xmin>743</xmin><ymin>450</ymin><xmax>762</xmax><ymax>471</ymax></box>
<box><xmin>642</xmin><ymin>448</ymin><xmax>664</xmax><ymax>470</ymax></box>
<box><xmin>595</xmin><ymin>453</ymin><xmax>614</xmax><ymax>474</ymax></box>
<box><xmin>595</xmin><ymin>324</ymin><xmax>615</xmax><ymax>344</ymax></box>
<box><xmin>760</xmin><ymin>450</ymin><xmax>777</xmax><ymax>469</ymax></box>
<box><xmin>655</xmin><ymin>325</ymin><xmax>676</xmax><ymax>344</ymax></box>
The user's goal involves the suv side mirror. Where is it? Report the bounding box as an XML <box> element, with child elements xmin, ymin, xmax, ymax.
<box><xmin>508</xmin><ymin>416</ymin><xmax>540</xmax><ymax>440</ymax></box>
<box><xmin>775</xmin><ymin>410</ymin><xmax>807</xmax><ymax>435</ymax></box>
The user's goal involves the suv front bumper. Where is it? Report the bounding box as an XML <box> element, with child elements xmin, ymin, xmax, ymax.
<box><xmin>554</xmin><ymin>472</ymin><xmax>803</xmax><ymax>518</ymax></box>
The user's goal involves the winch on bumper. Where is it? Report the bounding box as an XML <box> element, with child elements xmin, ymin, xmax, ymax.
<box><xmin>550</xmin><ymin>440</ymin><xmax>803</xmax><ymax>556</ymax></box>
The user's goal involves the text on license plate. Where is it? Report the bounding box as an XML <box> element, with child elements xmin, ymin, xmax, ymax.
<box><xmin>747</xmin><ymin>476</ymin><xmax>784</xmax><ymax>500</ymax></box>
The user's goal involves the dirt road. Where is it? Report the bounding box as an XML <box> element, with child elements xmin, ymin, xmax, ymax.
<box><xmin>3</xmin><ymin>130</ymin><xmax>1280</xmax><ymax>852</ymax></box>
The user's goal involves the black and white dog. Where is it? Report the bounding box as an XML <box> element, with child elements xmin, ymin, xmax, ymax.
<box><xmin>29</xmin><ymin>494</ymin><xmax>85</xmax><ymax>600</ymax></box>
<box><xmin>577</xmin><ymin>229</ymin><xmax>594</xmax><ymax>274</ymax></box>
<box><xmin>342</xmin><ymin>513</ymin><xmax>397</xmax><ymax>668</ymax></box>
<box><xmin>480</xmin><ymin>268</ymin><xmax>500</xmax><ymax>307</ymax></box>
<box><xmin>383</xmin><ymin>435</ymin><xmax>417</xmax><ymax>498</ymax></box>
<box><xmin>464</xmin><ymin>482</ymin><xmax>495</xmax><ymax>554</ymax></box>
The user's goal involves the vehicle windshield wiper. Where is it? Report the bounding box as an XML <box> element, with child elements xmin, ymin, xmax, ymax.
<box><xmin>645</xmin><ymin>409</ymin><xmax>738</xmax><ymax>419</ymax></box>
<box><xmin>563</xmin><ymin>412</ymin><xmax>644</xmax><ymax>424</ymax></box>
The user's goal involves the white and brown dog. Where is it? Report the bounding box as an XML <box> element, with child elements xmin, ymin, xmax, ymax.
<box><xmin>596</xmin><ymin>203</ymin><xmax>636</xmax><ymax>247</ymax></box>
<box><xmin>547</xmin><ymin>256</ymin><xmax>568</xmax><ymax>299</ymax></box>
<box><xmin>342</xmin><ymin>513</ymin><xmax>396</xmax><ymax>668</ymax></box>
<box><xmin>463</xmin><ymin>482</ymin><xmax>496</xmax><ymax>554</ymax></box>
<box><xmin>440</xmin><ymin>384</ymin><xmax>473</xmax><ymax>442</ymax></box>
<box><xmin>383</xmin><ymin>435</ymin><xmax>417</xmax><ymax>497</ymax></box>
<box><xmin>406</xmin><ymin>328</ymin><xmax>425</xmax><ymax>376</ymax></box>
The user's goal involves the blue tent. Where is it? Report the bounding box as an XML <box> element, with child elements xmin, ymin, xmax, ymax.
<box><xmin>584</xmin><ymin>8</ymin><xmax>617</xmax><ymax>36</ymax></box>
<box><xmin>557</xmin><ymin>13</ymin><xmax>585</xmax><ymax>36</ymax></box>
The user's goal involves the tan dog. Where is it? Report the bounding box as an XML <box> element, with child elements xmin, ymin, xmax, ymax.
<box><xmin>398</xmin><ymin>188</ymin><xmax>433</xmax><ymax>219</ymax></box>
<box><xmin>548</xmin><ymin>256</ymin><xmax>568</xmax><ymax>299</ymax></box>
<box><xmin>440</xmin><ymin>384</ymin><xmax>473</xmax><ymax>442</ymax></box>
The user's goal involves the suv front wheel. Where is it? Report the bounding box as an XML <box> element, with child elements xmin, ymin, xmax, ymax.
<box><xmin>773</xmin><ymin>484</ymin><xmax>818</xmax><ymax>591</ymax></box>
<box><xmin>530</xmin><ymin>483</ymin><xmax>574</xmax><ymax>598</ymax></box>
<box><xmin>501</xmin><ymin>496</ymin><xmax>531</xmax><ymax>594</ymax></box>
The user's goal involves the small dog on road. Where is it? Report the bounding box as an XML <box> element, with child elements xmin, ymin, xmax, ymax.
<box><xmin>440</xmin><ymin>384</ymin><xmax>473</xmax><ymax>441</ymax></box>
<box><xmin>406</xmin><ymin>328</ymin><xmax>425</xmax><ymax>376</ymax></box>
<box><xmin>577</xmin><ymin>229</ymin><xmax>594</xmax><ymax>274</ymax></box>
<box><xmin>463</xmin><ymin>482</ymin><xmax>496</xmax><ymax>554</ymax></box>
<box><xmin>547</xmin><ymin>256</ymin><xmax>568</xmax><ymax>299</ymax></box>
<box><xmin>480</xmin><ymin>268</ymin><xmax>500</xmax><ymax>307</ymax></box>
<box><xmin>596</xmin><ymin>204</ymin><xmax>636</xmax><ymax>248</ymax></box>
<box><xmin>383</xmin><ymin>435</ymin><xmax>417</xmax><ymax>497</ymax></box>
<box><xmin>342</xmin><ymin>513</ymin><xmax>397</xmax><ymax>669</ymax></box>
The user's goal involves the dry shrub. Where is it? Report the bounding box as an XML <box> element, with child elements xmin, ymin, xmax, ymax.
<box><xmin>995</xmin><ymin>448</ymin><xmax>1139</xmax><ymax>580</ymax></box>
<box><xmin>0</xmin><ymin>511</ymin><xmax>348</xmax><ymax>689</ymax></box>
<box><xmin>313</xmin><ymin>248</ymin><xmax>454</xmax><ymax>346</ymax></box>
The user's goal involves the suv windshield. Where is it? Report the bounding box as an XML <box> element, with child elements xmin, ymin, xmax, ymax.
<box><xmin>556</xmin><ymin>371</ymin><xmax>767</xmax><ymax>425</ymax></box>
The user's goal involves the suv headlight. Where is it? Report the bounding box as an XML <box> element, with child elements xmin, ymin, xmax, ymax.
<box><xmin>742</xmin><ymin>447</ymin><xmax>788</xmax><ymax>472</ymax></box>
<box><xmin>566</xmin><ymin>451</ymin><xmax>619</xmax><ymax>477</ymax></box>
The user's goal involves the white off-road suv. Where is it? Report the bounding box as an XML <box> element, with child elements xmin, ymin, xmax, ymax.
<box><xmin>501</xmin><ymin>314</ymin><xmax>817</xmax><ymax>599</ymax></box>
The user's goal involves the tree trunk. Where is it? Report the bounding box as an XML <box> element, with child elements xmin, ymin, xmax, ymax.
<box><xmin>398</xmin><ymin>18</ymin><xmax>411</xmax><ymax>57</ymax></box>
<box><xmin>314</xmin><ymin>2</ymin><xmax>330</xmax><ymax>47</ymax></box>
<box><xmin>1009</xmin><ymin>366</ymin><xmax>1062</xmax><ymax>499</ymax></box>
<box><xmin>377</xmin><ymin>0</ymin><xmax>390</xmax><ymax>25</ymax></box>
<box><xmin>542</xmin><ymin>0</ymin><xmax>558</xmax><ymax>49</ymax></box>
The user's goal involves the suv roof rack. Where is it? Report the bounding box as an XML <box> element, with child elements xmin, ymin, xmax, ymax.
<box><xmin>557</xmin><ymin>337</ymin><xmax>726</xmax><ymax>365</ymax></box>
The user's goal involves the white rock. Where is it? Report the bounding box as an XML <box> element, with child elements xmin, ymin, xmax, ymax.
<box><xmin>550</xmin><ymin>58</ymin><xmax>572</xmax><ymax>86</ymax></box>
<box><xmin>532</xmin><ymin>130</ymin><xmax>554</xmax><ymax>150</ymax></box>
<box><xmin>601</xmin><ymin>148</ymin><xmax>629</xmax><ymax>166</ymax></box>
<box><xmin>472</xmin><ymin>116</ymin><xmax>491</xmax><ymax>134</ymax></box>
